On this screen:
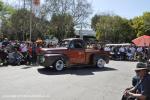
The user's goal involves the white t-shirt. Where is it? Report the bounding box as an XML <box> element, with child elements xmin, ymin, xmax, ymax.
<box><xmin>104</xmin><ymin>47</ymin><xmax>111</xmax><ymax>52</ymax></box>
<box><xmin>137</xmin><ymin>47</ymin><xmax>143</xmax><ymax>52</ymax></box>
<box><xmin>130</xmin><ymin>47</ymin><xmax>136</xmax><ymax>54</ymax></box>
<box><xmin>119</xmin><ymin>47</ymin><xmax>125</xmax><ymax>52</ymax></box>
<box><xmin>20</xmin><ymin>44</ymin><xmax>28</xmax><ymax>52</ymax></box>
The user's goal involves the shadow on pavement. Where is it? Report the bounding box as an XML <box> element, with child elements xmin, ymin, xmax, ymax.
<box><xmin>21</xmin><ymin>66</ymin><xmax>33</xmax><ymax>69</ymax></box>
<box><xmin>37</xmin><ymin>66</ymin><xmax>117</xmax><ymax>76</ymax></box>
<box><xmin>21</xmin><ymin>64</ymin><xmax>39</xmax><ymax>69</ymax></box>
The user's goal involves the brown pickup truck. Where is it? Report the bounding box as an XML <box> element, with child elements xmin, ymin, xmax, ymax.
<box><xmin>38</xmin><ymin>38</ymin><xmax>110</xmax><ymax>71</ymax></box>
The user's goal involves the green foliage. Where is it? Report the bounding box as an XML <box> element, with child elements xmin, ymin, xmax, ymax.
<box><xmin>0</xmin><ymin>1</ymin><xmax>16</xmax><ymax>39</ymax></box>
<box><xmin>0</xmin><ymin>0</ymin><xmax>3</xmax><ymax>11</ymax></box>
<box><xmin>131</xmin><ymin>12</ymin><xmax>150</xmax><ymax>37</ymax></box>
<box><xmin>7</xmin><ymin>9</ymin><xmax>30</xmax><ymax>40</ymax></box>
<box><xmin>91</xmin><ymin>14</ymin><xmax>101</xmax><ymax>31</ymax></box>
<box><xmin>93</xmin><ymin>14</ymin><xmax>135</xmax><ymax>43</ymax></box>
<box><xmin>50</xmin><ymin>13</ymin><xmax>75</xmax><ymax>41</ymax></box>
<box><xmin>0</xmin><ymin>2</ymin><xmax>15</xmax><ymax>20</ymax></box>
<box><xmin>92</xmin><ymin>12</ymin><xmax>150</xmax><ymax>43</ymax></box>
<box><xmin>42</xmin><ymin>0</ymin><xmax>92</xmax><ymax>28</ymax></box>
<box><xmin>2</xmin><ymin>8</ymin><xmax>50</xmax><ymax>41</ymax></box>
<box><xmin>143</xmin><ymin>12</ymin><xmax>150</xmax><ymax>35</ymax></box>
<box><xmin>131</xmin><ymin>16</ymin><xmax>144</xmax><ymax>37</ymax></box>
<box><xmin>1</xmin><ymin>0</ymin><xmax>92</xmax><ymax>41</ymax></box>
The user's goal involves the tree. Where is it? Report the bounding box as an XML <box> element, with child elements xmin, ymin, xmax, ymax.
<box><xmin>41</xmin><ymin>0</ymin><xmax>92</xmax><ymax>27</ymax></box>
<box><xmin>131</xmin><ymin>12</ymin><xmax>150</xmax><ymax>37</ymax></box>
<box><xmin>131</xmin><ymin>16</ymin><xmax>144</xmax><ymax>37</ymax></box>
<box><xmin>94</xmin><ymin>14</ymin><xmax>134</xmax><ymax>43</ymax></box>
<box><xmin>142</xmin><ymin>12</ymin><xmax>150</xmax><ymax>36</ymax></box>
<box><xmin>3</xmin><ymin>8</ymin><xmax>50</xmax><ymax>41</ymax></box>
<box><xmin>50</xmin><ymin>13</ymin><xmax>75</xmax><ymax>41</ymax></box>
<box><xmin>0</xmin><ymin>0</ymin><xmax>3</xmax><ymax>11</ymax></box>
<box><xmin>6</xmin><ymin>9</ymin><xmax>30</xmax><ymax>40</ymax></box>
<box><xmin>1</xmin><ymin>0</ymin><xmax>92</xmax><ymax>40</ymax></box>
<box><xmin>0</xmin><ymin>1</ymin><xmax>15</xmax><ymax>39</ymax></box>
<box><xmin>91</xmin><ymin>14</ymin><xmax>100</xmax><ymax>31</ymax></box>
<box><xmin>0</xmin><ymin>1</ymin><xmax>15</xmax><ymax>20</ymax></box>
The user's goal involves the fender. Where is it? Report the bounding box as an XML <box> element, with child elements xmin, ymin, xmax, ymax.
<box><xmin>42</xmin><ymin>54</ymin><xmax>69</xmax><ymax>67</ymax></box>
<box><xmin>91</xmin><ymin>54</ymin><xmax>110</xmax><ymax>65</ymax></box>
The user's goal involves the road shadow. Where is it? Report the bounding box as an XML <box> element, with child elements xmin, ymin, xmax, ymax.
<box><xmin>21</xmin><ymin>64</ymin><xmax>39</xmax><ymax>69</ymax></box>
<box><xmin>37</xmin><ymin>66</ymin><xmax>117</xmax><ymax>76</ymax></box>
<box><xmin>21</xmin><ymin>66</ymin><xmax>33</xmax><ymax>69</ymax></box>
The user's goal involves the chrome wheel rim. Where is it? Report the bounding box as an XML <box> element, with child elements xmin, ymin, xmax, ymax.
<box><xmin>97</xmin><ymin>59</ymin><xmax>105</xmax><ymax>68</ymax></box>
<box><xmin>55</xmin><ymin>60</ymin><xmax>64</xmax><ymax>71</ymax></box>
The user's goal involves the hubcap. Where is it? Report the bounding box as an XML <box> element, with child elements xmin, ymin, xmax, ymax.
<box><xmin>55</xmin><ymin>60</ymin><xmax>64</xmax><ymax>71</ymax></box>
<box><xmin>97</xmin><ymin>59</ymin><xmax>105</xmax><ymax>68</ymax></box>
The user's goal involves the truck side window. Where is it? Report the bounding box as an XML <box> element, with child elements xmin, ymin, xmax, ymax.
<box><xmin>70</xmin><ymin>43</ymin><xmax>74</xmax><ymax>48</ymax></box>
<box><xmin>69</xmin><ymin>40</ymin><xmax>85</xmax><ymax>49</ymax></box>
<box><xmin>74</xmin><ymin>42</ymin><xmax>82</xmax><ymax>48</ymax></box>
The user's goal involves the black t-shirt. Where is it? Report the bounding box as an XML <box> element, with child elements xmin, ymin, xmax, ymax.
<box><xmin>142</xmin><ymin>74</ymin><xmax>150</xmax><ymax>100</ymax></box>
<box><xmin>136</xmin><ymin>74</ymin><xmax>150</xmax><ymax>100</ymax></box>
<box><xmin>132</xmin><ymin>76</ymin><xmax>140</xmax><ymax>87</ymax></box>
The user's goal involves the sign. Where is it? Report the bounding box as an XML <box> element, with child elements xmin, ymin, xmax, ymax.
<box><xmin>33</xmin><ymin>0</ymin><xmax>40</xmax><ymax>6</ymax></box>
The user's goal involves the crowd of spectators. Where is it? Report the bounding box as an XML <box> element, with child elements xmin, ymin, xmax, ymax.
<box><xmin>0</xmin><ymin>38</ymin><xmax>56</xmax><ymax>66</ymax></box>
<box><xmin>104</xmin><ymin>44</ymin><xmax>150</xmax><ymax>62</ymax></box>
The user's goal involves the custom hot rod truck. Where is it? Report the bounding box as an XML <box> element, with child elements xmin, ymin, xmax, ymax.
<box><xmin>38</xmin><ymin>38</ymin><xmax>110</xmax><ymax>71</ymax></box>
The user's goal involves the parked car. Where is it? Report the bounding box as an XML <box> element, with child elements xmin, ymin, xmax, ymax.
<box><xmin>37</xmin><ymin>38</ymin><xmax>110</xmax><ymax>71</ymax></box>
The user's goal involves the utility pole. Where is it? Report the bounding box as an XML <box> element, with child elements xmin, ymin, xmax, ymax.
<box><xmin>29</xmin><ymin>0</ymin><xmax>40</xmax><ymax>41</ymax></box>
<box><xmin>79</xmin><ymin>23</ymin><xmax>83</xmax><ymax>39</ymax></box>
<box><xmin>24</xmin><ymin>0</ymin><xmax>26</xmax><ymax>9</ymax></box>
<box><xmin>23</xmin><ymin>0</ymin><xmax>25</xmax><ymax>41</ymax></box>
<box><xmin>30</xmin><ymin>0</ymin><xmax>33</xmax><ymax>41</ymax></box>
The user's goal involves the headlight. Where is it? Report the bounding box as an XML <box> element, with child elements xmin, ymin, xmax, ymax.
<box><xmin>39</xmin><ymin>56</ymin><xmax>45</xmax><ymax>63</ymax></box>
<box><xmin>41</xmin><ymin>57</ymin><xmax>45</xmax><ymax>62</ymax></box>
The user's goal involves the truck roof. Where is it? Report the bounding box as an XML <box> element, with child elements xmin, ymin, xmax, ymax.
<box><xmin>63</xmin><ymin>38</ymin><xmax>83</xmax><ymax>41</ymax></box>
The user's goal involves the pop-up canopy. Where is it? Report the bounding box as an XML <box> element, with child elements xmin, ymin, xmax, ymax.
<box><xmin>132</xmin><ymin>35</ymin><xmax>150</xmax><ymax>46</ymax></box>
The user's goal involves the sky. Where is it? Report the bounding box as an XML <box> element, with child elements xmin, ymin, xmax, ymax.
<box><xmin>3</xmin><ymin>0</ymin><xmax>150</xmax><ymax>19</ymax></box>
<box><xmin>88</xmin><ymin>0</ymin><xmax>150</xmax><ymax>19</ymax></box>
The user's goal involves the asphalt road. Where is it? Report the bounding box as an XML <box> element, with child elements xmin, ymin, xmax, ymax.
<box><xmin>0</xmin><ymin>61</ymin><xmax>138</xmax><ymax>100</ymax></box>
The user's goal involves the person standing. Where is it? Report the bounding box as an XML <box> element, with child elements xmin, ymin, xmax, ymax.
<box><xmin>31</xmin><ymin>42</ymin><xmax>37</xmax><ymax>65</ymax></box>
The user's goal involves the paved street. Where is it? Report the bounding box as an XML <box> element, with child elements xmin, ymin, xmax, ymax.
<box><xmin>0</xmin><ymin>61</ymin><xmax>138</xmax><ymax>100</ymax></box>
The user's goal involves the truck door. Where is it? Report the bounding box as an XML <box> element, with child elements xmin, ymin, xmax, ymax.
<box><xmin>68</xmin><ymin>40</ymin><xmax>86</xmax><ymax>64</ymax></box>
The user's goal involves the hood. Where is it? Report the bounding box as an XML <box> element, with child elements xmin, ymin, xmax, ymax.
<box><xmin>40</xmin><ymin>47</ymin><xmax>68</xmax><ymax>54</ymax></box>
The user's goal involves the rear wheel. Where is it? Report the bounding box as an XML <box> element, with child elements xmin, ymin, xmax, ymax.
<box><xmin>53</xmin><ymin>59</ymin><xmax>65</xmax><ymax>71</ymax></box>
<box><xmin>96</xmin><ymin>58</ymin><xmax>106</xmax><ymax>68</ymax></box>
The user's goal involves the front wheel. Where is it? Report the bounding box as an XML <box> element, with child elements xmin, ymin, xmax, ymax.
<box><xmin>53</xmin><ymin>59</ymin><xmax>65</xmax><ymax>71</ymax></box>
<box><xmin>96</xmin><ymin>58</ymin><xmax>106</xmax><ymax>68</ymax></box>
